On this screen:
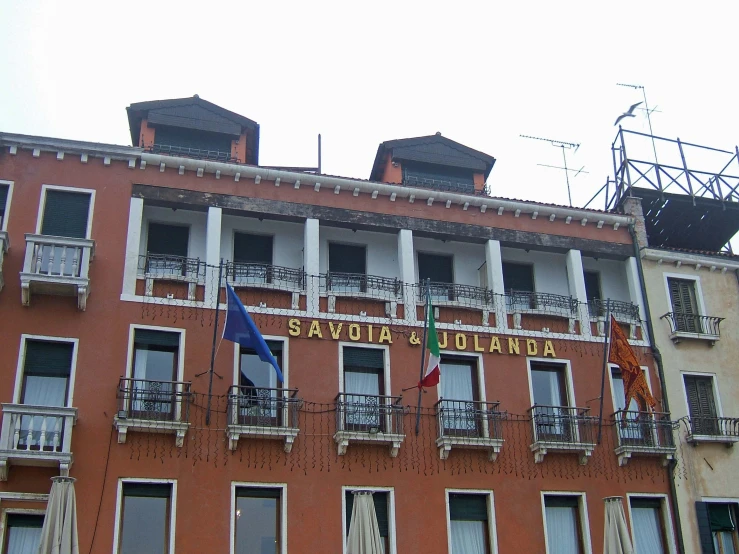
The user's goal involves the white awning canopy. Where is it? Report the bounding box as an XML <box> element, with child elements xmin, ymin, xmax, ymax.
<box><xmin>347</xmin><ymin>491</ymin><xmax>384</xmax><ymax>554</ymax></box>
<box><xmin>38</xmin><ymin>476</ymin><xmax>79</xmax><ymax>554</ymax></box>
<box><xmin>604</xmin><ymin>496</ymin><xmax>634</xmax><ymax>554</ymax></box>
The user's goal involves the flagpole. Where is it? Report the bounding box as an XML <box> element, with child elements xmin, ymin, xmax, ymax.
<box><xmin>205</xmin><ymin>259</ymin><xmax>224</xmax><ymax>426</ymax></box>
<box><xmin>597</xmin><ymin>300</ymin><xmax>612</xmax><ymax>444</ymax></box>
<box><xmin>414</xmin><ymin>279</ymin><xmax>431</xmax><ymax>436</ymax></box>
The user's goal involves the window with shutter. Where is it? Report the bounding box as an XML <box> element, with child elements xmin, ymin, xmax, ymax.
<box><xmin>544</xmin><ymin>496</ymin><xmax>585</xmax><ymax>554</ymax></box>
<box><xmin>0</xmin><ymin>184</ymin><xmax>8</xmax><ymax>226</ymax></box>
<box><xmin>342</xmin><ymin>347</ymin><xmax>385</xmax><ymax>431</ymax></box>
<box><xmin>328</xmin><ymin>243</ymin><xmax>367</xmax><ymax>293</ymax></box>
<box><xmin>41</xmin><ymin>190</ymin><xmax>91</xmax><ymax>239</ymax></box>
<box><xmin>234</xmin><ymin>233</ymin><xmax>273</xmax><ymax>265</ymax></box>
<box><xmin>668</xmin><ymin>278</ymin><xmax>699</xmax><ymax>332</ymax></box>
<box><xmin>21</xmin><ymin>340</ymin><xmax>74</xmax><ymax>406</ymax></box>
<box><xmin>448</xmin><ymin>493</ymin><xmax>491</xmax><ymax>554</ymax></box>
<box><xmin>147</xmin><ymin>223</ymin><xmax>189</xmax><ymax>257</ymax></box>
<box><xmin>630</xmin><ymin>498</ymin><xmax>668</xmax><ymax>554</ymax></box>
<box><xmin>684</xmin><ymin>375</ymin><xmax>719</xmax><ymax>435</ymax></box>
<box><xmin>5</xmin><ymin>514</ymin><xmax>44</xmax><ymax>554</ymax></box>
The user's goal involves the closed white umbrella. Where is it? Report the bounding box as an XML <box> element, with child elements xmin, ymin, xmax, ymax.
<box><xmin>37</xmin><ymin>476</ymin><xmax>79</xmax><ymax>554</ymax></box>
<box><xmin>604</xmin><ymin>497</ymin><xmax>634</xmax><ymax>554</ymax></box>
<box><xmin>347</xmin><ymin>491</ymin><xmax>384</xmax><ymax>554</ymax></box>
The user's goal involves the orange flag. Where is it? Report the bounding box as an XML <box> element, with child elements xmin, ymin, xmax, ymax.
<box><xmin>607</xmin><ymin>315</ymin><xmax>657</xmax><ymax>412</ymax></box>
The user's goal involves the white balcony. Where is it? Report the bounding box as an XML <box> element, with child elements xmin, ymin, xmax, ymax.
<box><xmin>0</xmin><ymin>231</ymin><xmax>8</xmax><ymax>292</ymax></box>
<box><xmin>20</xmin><ymin>234</ymin><xmax>95</xmax><ymax>310</ymax></box>
<box><xmin>0</xmin><ymin>403</ymin><xmax>78</xmax><ymax>481</ymax></box>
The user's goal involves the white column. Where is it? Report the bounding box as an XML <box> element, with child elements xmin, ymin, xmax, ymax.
<box><xmin>565</xmin><ymin>249</ymin><xmax>592</xmax><ymax>338</ymax></box>
<box><xmin>485</xmin><ymin>239</ymin><xmax>508</xmax><ymax>330</ymax></box>
<box><xmin>626</xmin><ymin>256</ymin><xmax>649</xmax><ymax>341</ymax></box>
<box><xmin>397</xmin><ymin>229</ymin><xmax>417</xmax><ymax>323</ymax></box>
<box><xmin>304</xmin><ymin>218</ymin><xmax>320</xmax><ymax>315</ymax></box>
<box><xmin>122</xmin><ymin>197</ymin><xmax>144</xmax><ymax>296</ymax></box>
<box><xmin>204</xmin><ymin>207</ymin><xmax>223</xmax><ymax>304</ymax></box>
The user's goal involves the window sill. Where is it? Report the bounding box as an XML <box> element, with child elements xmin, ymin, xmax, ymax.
<box><xmin>668</xmin><ymin>331</ymin><xmax>720</xmax><ymax>345</ymax></box>
<box><xmin>530</xmin><ymin>440</ymin><xmax>595</xmax><ymax>465</ymax></box>
<box><xmin>614</xmin><ymin>445</ymin><xmax>676</xmax><ymax>466</ymax></box>
<box><xmin>686</xmin><ymin>434</ymin><xmax>739</xmax><ymax>446</ymax></box>
<box><xmin>334</xmin><ymin>430</ymin><xmax>405</xmax><ymax>457</ymax></box>
<box><xmin>436</xmin><ymin>435</ymin><xmax>504</xmax><ymax>461</ymax></box>
<box><xmin>226</xmin><ymin>424</ymin><xmax>299</xmax><ymax>453</ymax></box>
<box><xmin>114</xmin><ymin>416</ymin><xmax>190</xmax><ymax>448</ymax></box>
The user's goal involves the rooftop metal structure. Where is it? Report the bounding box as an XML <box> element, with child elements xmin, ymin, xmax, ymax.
<box><xmin>585</xmin><ymin>128</ymin><xmax>739</xmax><ymax>252</ymax></box>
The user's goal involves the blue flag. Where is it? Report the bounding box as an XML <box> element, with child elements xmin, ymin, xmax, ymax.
<box><xmin>223</xmin><ymin>283</ymin><xmax>284</xmax><ymax>383</ymax></box>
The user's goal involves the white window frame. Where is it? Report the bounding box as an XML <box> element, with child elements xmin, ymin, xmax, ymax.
<box><xmin>526</xmin><ymin>357</ymin><xmax>577</xmax><ymax>408</ymax></box>
<box><xmin>681</xmin><ymin>371</ymin><xmax>725</xmax><ymax>419</ymax></box>
<box><xmin>338</xmin><ymin>342</ymin><xmax>391</xmax><ymax>397</ymax></box>
<box><xmin>0</xmin><ymin>491</ymin><xmax>49</xmax><ymax>549</ymax></box>
<box><xmin>436</xmin><ymin>352</ymin><xmax>487</xmax><ymax>404</ymax></box>
<box><xmin>445</xmin><ymin>488</ymin><xmax>498</xmax><ymax>554</ymax></box>
<box><xmin>112</xmin><ymin>477</ymin><xmax>177</xmax><ymax>554</ymax></box>
<box><xmin>0</xmin><ymin>179</ymin><xmax>14</xmax><ymax>231</ymax></box>
<box><xmin>662</xmin><ymin>272</ymin><xmax>708</xmax><ymax>317</ymax></box>
<box><xmin>35</xmin><ymin>184</ymin><xmax>96</xmax><ymax>239</ymax></box>
<box><xmin>341</xmin><ymin>485</ymin><xmax>396</xmax><ymax>554</ymax></box>
<box><xmin>232</xmin><ymin>335</ymin><xmax>289</xmax><ymax>388</ymax></box>
<box><xmin>14</xmin><ymin>334</ymin><xmax>79</xmax><ymax>406</ymax></box>
<box><xmin>230</xmin><ymin>481</ymin><xmax>287</xmax><ymax>554</ymax></box>
<box><xmin>607</xmin><ymin>363</ymin><xmax>653</xmax><ymax>412</ymax></box>
<box><xmin>625</xmin><ymin>492</ymin><xmax>677</xmax><ymax>554</ymax></box>
<box><xmin>540</xmin><ymin>491</ymin><xmax>593</xmax><ymax>554</ymax></box>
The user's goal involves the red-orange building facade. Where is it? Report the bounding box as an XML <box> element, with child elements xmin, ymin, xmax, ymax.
<box><xmin>0</xmin><ymin>98</ymin><xmax>680</xmax><ymax>553</ymax></box>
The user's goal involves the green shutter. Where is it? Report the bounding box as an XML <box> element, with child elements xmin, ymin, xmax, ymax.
<box><xmin>6</xmin><ymin>514</ymin><xmax>44</xmax><ymax>528</ymax></box>
<box><xmin>502</xmin><ymin>262</ymin><xmax>535</xmax><ymax>292</ymax></box>
<box><xmin>449</xmin><ymin>494</ymin><xmax>488</xmax><ymax>521</ymax></box>
<box><xmin>708</xmin><ymin>503</ymin><xmax>736</xmax><ymax>532</ymax></box>
<box><xmin>41</xmin><ymin>190</ymin><xmax>90</xmax><ymax>238</ymax></box>
<box><xmin>234</xmin><ymin>233</ymin><xmax>273</xmax><ymax>264</ymax></box>
<box><xmin>0</xmin><ymin>184</ymin><xmax>8</xmax><ymax>217</ymax></box>
<box><xmin>24</xmin><ymin>340</ymin><xmax>73</xmax><ymax>377</ymax></box>
<box><xmin>418</xmin><ymin>253</ymin><xmax>453</xmax><ymax>284</ymax></box>
<box><xmin>329</xmin><ymin>243</ymin><xmax>366</xmax><ymax>274</ymax></box>
<box><xmin>695</xmin><ymin>502</ymin><xmax>717</xmax><ymax>554</ymax></box>
<box><xmin>123</xmin><ymin>482</ymin><xmax>171</xmax><ymax>498</ymax></box>
<box><xmin>631</xmin><ymin>498</ymin><xmax>662</xmax><ymax>510</ymax></box>
<box><xmin>346</xmin><ymin>491</ymin><xmax>389</xmax><ymax>537</ymax></box>
<box><xmin>236</xmin><ymin>487</ymin><xmax>281</xmax><ymax>499</ymax></box>
<box><xmin>147</xmin><ymin>223</ymin><xmax>189</xmax><ymax>257</ymax></box>
<box><xmin>134</xmin><ymin>329</ymin><xmax>180</xmax><ymax>348</ymax></box>
<box><xmin>668</xmin><ymin>278</ymin><xmax>698</xmax><ymax>331</ymax></box>
<box><xmin>684</xmin><ymin>376</ymin><xmax>717</xmax><ymax>420</ymax></box>
<box><xmin>545</xmin><ymin>495</ymin><xmax>579</xmax><ymax>508</ymax></box>
<box><xmin>343</xmin><ymin>347</ymin><xmax>384</xmax><ymax>370</ymax></box>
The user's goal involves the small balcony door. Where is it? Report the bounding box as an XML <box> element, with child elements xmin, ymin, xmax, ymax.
<box><xmin>146</xmin><ymin>223</ymin><xmax>190</xmax><ymax>278</ymax></box>
<box><xmin>343</xmin><ymin>347</ymin><xmax>385</xmax><ymax>432</ymax></box>
<box><xmin>668</xmin><ymin>278</ymin><xmax>699</xmax><ymax>332</ymax></box>
<box><xmin>39</xmin><ymin>189</ymin><xmax>91</xmax><ymax>275</ymax></box>
<box><xmin>502</xmin><ymin>262</ymin><xmax>535</xmax><ymax>310</ymax></box>
<box><xmin>418</xmin><ymin>252</ymin><xmax>454</xmax><ymax>301</ymax></box>
<box><xmin>131</xmin><ymin>330</ymin><xmax>179</xmax><ymax>419</ymax></box>
<box><xmin>439</xmin><ymin>358</ymin><xmax>480</xmax><ymax>436</ymax></box>
<box><xmin>612</xmin><ymin>368</ymin><xmax>652</xmax><ymax>445</ymax></box>
<box><xmin>238</xmin><ymin>341</ymin><xmax>283</xmax><ymax>426</ymax></box>
<box><xmin>684</xmin><ymin>375</ymin><xmax>720</xmax><ymax>436</ymax></box>
<box><xmin>19</xmin><ymin>340</ymin><xmax>73</xmax><ymax>451</ymax></box>
<box><xmin>531</xmin><ymin>363</ymin><xmax>571</xmax><ymax>441</ymax></box>
<box><xmin>328</xmin><ymin>243</ymin><xmax>367</xmax><ymax>293</ymax></box>
<box><xmin>233</xmin><ymin>232</ymin><xmax>273</xmax><ymax>285</ymax></box>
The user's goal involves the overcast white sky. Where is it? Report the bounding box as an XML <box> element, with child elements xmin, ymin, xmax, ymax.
<box><xmin>2</xmin><ymin>1</ymin><xmax>738</xmax><ymax>214</ymax></box>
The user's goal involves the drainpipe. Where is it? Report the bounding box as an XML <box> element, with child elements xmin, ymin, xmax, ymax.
<box><xmin>628</xmin><ymin>224</ymin><xmax>686</xmax><ymax>554</ymax></box>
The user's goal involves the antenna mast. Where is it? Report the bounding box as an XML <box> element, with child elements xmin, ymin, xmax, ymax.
<box><xmin>520</xmin><ymin>134</ymin><xmax>581</xmax><ymax>207</ymax></box>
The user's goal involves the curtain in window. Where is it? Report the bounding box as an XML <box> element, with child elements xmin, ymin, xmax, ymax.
<box><xmin>440</xmin><ymin>362</ymin><xmax>475</xmax><ymax>432</ymax></box>
<box><xmin>613</xmin><ymin>373</ymin><xmax>647</xmax><ymax>442</ymax></box>
<box><xmin>631</xmin><ymin>505</ymin><xmax>665</xmax><ymax>554</ymax></box>
<box><xmin>347</xmin><ymin>492</ymin><xmax>384</xmax><ymax>554</ymax></box>
<box><xmin>532</xmin><ymin>369</ymin><xmax>566</xmax><ymax>438</ymax></box>
<box><xmin>450</xmin><ymin>520</ymin><xmax>486</xmax><ymax>554</ymax></box>
<box><xmin>345</xmin><ymin>371</ymin><xmax>381</xmax><ymax>428</ymax></box>
<box><xmin>20</xmin><ymin>376</ymin><xmax>68</xmax><ymax>450</ymax></box>
<box><xmin>132</xmin><ymin>349</ymin><xmax>174</xmax><ymax>416</ymax></box>
<box><xmin>7</xmin><ymin>526</ymin><xmax>43</xmax><ymax>554</ymax></box>
<box><xmin>546</xmin><ymin>505</ymin><xmax>580</xmax><ymax>554</ymax></box>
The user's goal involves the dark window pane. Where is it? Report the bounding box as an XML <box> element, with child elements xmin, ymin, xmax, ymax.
<box><xmin>22</xmin><ymin>340</ymin><xmax>73</xmax><ymax>407</ymax></box>
<box><xmin>449</xmin><ymin>494</ymin><xmax>488</xmax><ymax>521</ymax></box>
<box><xmin>684</xmin><ymin>376</ymin><xmax>718</xmax><ymax>419</ymax></box>
<box><xmin>234</xmin><ymin>233</ymin><xmax>273</xmax><ymax>265</ymax></box>
<box><xmin>502</xmin><ymin>262</ymin><xmax>534</xmax><ymax>293</ymax></box>
<box><xmin>343</xmin><ymin>347</ymin><xmax>384</xmax><ymax>370</ymax></box>
<box><xmin>584</xmin><ymin>271</ymin><xmax>601</xmax><ymax>301</ymax></box>
<box><xmin>531</xmin><ymin>365</ymin><xmax>567</xmax><ymax>406</ymax></box>
<box><xmin>41</xmin><ymin>190</ymin><xmax>90</xmax><ymax>239</ymax></box>
<box><xmin>418</xmin><ymin>253</ymin><xmax>453</xmax><ymax>284</ymax></box>
<box><xmin>403</xmin><ymin>162</ymin><xmax>475</xmax><ymax>194</ymax></box>
<box><xmin>235</xmin><ymin>491</ymin><xmax>280</xmax><ymax>554</ymax></box>
<box><xmin>120</xmin><ymin>485</ymin><xmax>170</xmax><ymax>554</ymax></box>
<box><xmin>134</xmin><ymin>329</ymin><xmax>180</xmax><ymax>349</ymax></box>
<box><xmin>329</xmin><ymin>243</ymin><xmax>366</xmax><ymax>275</ymax></box>
<box><xmin>147</xmin><ymin>223</ymin><xmax>189</xmax><ymax>258</ymax></box>
<box><xmin>0</xmin><ymin>184</ymin><xmax>8</xmax><ymax>219</ymax></box>
<box><xmin>154</xmin><ymin>126</ymin><xmax>232</xmax><ymax>153</ymax></box>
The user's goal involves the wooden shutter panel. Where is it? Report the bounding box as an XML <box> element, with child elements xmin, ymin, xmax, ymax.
<box><xmin>6</xmin><ymin>514</ymin><xmax>44</xmax><ymax>528</ymax></box>
<box><xmin>343</xmin><ymin>347</ymin><xmax>384</xmax><ymax>369</ymax></box>
<box><xmin>147</xmin><ymin>223</ymin><xmax>189</xmax><ymax>257</ymax></box>
<box><xmin>695</xmin><ymin>502</ymin><xmax>717</xmax><ymax>554</ymax></box>
<box><xmin>0</xmin><ymin>184</ymin><xmax>8</xmax><ymax>217</ymax></box>
<box><xmin>418</xmin><ymin>253</ymin><xmax>453</xmax><ymax>284</ymax></box>
<box><xmin>449</xmin><ymin>494</ymin><xmax>488</xmax><ymax>521</ymax></box>
<box><xmin>24</xmin><ymin>340</ymin><xmax>74</xmax><ymax>377</ymax></box>
<box><xmin>329</xmin><ymin>243</ymin><xmax>366</xmax><ymax>274</ymax></box>
<box><xmin>41</xmin><ymin>190</ymin><xmax>90</xmax><ymax>238</ymax></box>
<box><xmin>134</xmin><ymin>329</ymin><xmax>180</xmax><ymax>348</ymax></box>
<box><xmin>236</xmin><ymin>487</ymin><xmax>281</xmax><ymax>499</ymax></box>
<box><xmin>234</xmin><ymin>233</ymin><xmax>273</xmax><ymax>264</ymax></box>
<box><xmin>123</xmin><ymin>482</ymin><xmax>171</xmax><ymax>498</ymax></box>
<box><xmin>345</xmin><ymin>492</ymin><xmax>389</xmax><ymax>537</ymax></box>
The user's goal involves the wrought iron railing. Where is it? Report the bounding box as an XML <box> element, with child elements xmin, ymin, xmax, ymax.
<box><xmin>588</xmin><ymin>299</ymin><xmax>640</xmax><ymax>321</ymax></box>
<box><xmin>149</xmin><ymin>144</ymin><xmax>236</xmax><ymax>163</ymax></box>
<box><xmin>402</xmin><ymin>175</ymin><xmax>477</xmax><ymax>195</ymax></box>
<box><xmin>660</xmin><ymin>312</ymin><xmax>724</xmax><ymax>336</ymax></box>
<box><xmin>505</xmin><ymin>291</ymin><xmax>578</xmax><ymax>315</ymax></box>
<box><xmin>417</xmin><ymin>282</ymin><xmax>490</xmax><ymax>304</ymax></box>
<box><xmin>335</xmin><ymin>393</ymin><xmax>404</xmax><ymax>435</ymax></box>
<box><xmin>613</xmin><ymin>410</ymin><xmax>675</xmax><ymax>449</ymax></box>
<box><xmin>325</xmin><ymin>272</ymin><xmax>401</xmax><ymax>297</ymax></box>
<box><xmin>139</xmin><ymin>253</ymin><xmax>205</xmax><ymax>281</ymax></box>
<box><xmin>528</xmin><ymin>405</ymin><xmax>597</xmax><ymax>445</ymax></box>
<box><xmin>117</xmin><ymin>378</ymin><xmax>192</xmax><ymax>422</ymax></box>
<box><xmin>435</xmin><ymin>399</ymin><xmax>504</xmax><ymax>439</ymax></box>
<box><xmin>227</xmin><ymin>386</ymin><xmax>300</xmax><ymax>428</ymax></box>
<box><xmin>688</xmin><ymin>416</ymin><xmax>739</xmax><ymax>438</ymax></box>
<box><xmin>226</xmin><ymin>261</ymin><xmax>305</xmax><ymax>290</ymax></box>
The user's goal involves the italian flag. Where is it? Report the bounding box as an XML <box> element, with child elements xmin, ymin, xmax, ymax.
<box><xmin>419</xmin><ymin>307</ymin><xmax>441</xmax><ymax>388</ymax></box>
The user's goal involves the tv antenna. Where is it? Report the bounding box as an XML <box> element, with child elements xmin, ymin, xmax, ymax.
<box><xmin>520</xmin><ymin>134</ymin><xmax>581</xmax><ymax>207</ymax></box>
<box><xmin>616</xmin><ymin>83</ymin><xmax>661</xmax><ymax>163</ymax></box>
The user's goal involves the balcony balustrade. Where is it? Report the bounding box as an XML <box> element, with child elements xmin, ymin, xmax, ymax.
<box><xmin>686</xmin><ymin>416</ymin><xmax>739</xmax><ymax>445</ymax></box>
<box><xmin>417</xmin><ymin>282</ymin><xmax>490</xmax><ymax>307</ymax></box>
<box><xmin>20</xmin><ymin>234</ymin><xmax>95</xmax><ymax>310</ymax></box>
<box><xmin>0</xmin><ymin>231</ymin><xmax>8</xmax><ymax>292</ymax></box>
<box><xmin>149</xmin><ymin>143</ymin><xmax>236</xmax><ymax>163</ymax></box>
<box><xmin>139</xmin><ymin>254</ymin><xmax>205</xmax><ymax>301</ymax></box>
<box><xmin>612</xmin><ymin>410</ymin><xmax>676</xmax><ymax>466</ymax></box>
<box><xmin>529</xmin><ymin>405</ymin><xmax>597</xmax><ymax>464</ymax></box>
<box><xmin>226</xmin><ymin>386</ymin><xmax>301</xmax><ymax>452</ymax></box>
<box><xmin>661</xmin><ymin>312</ymin><xmax>724</xmax><ymax>344</ymax></box>
<box><xmin>434</xmin><ymin>399</ymin><xmax>505</xmax><ymax>461</ymax></box>
<box><xmin>325</xmin><ymin>273</ymin><xmax>401</xmax><ymax>317</ymax></box>
<box><xmin>114</xmin><ymin>378</ymin><xmax>192</xmax><ymax>447</ymax></box>
<box><xmin>227</xmin><ymin>262</ymin><xmax>305</xmax><ymax>292</ymax></box>
<box><xmin>0</xmin><ymin>403</ymin><xmax>78</xmax><ymax>480</ymax></box>
<box><xmin>334</xmin><ymin>393</ymin><xmax>405</xmax><ymax>457</ymax></box>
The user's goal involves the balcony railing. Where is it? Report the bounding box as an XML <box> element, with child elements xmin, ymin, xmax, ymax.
<box><xmin>334</xmin><ymin>393</ymin><xmax>405</xmax><ymax>457</ymax></box>
<box><xmin>139</xmin><ymin>254</ymin><xmax>205</xmax><ymax>301</ymax></box>
<box><xmin>505</xmin><ymin>291</ymin><xmax>578</xmax><ymax>316</ymax></box>
<box><xmin>687</xmin><ymin>416</ymin><xmax>739</xmax><ymax>445</ymax></box>
<box><xmin>325</xmin><ymin>272</ymin><xmax>401</xmax><ymax>298</ymax></box>
<box><xmin>417</xmin><ymin>282</ymin><xmax>490</xmax><ymax>306</ymax></box>
<box><xmin>114</xmin><ymin>378</ymin><xmax>192</xmax><ymax>447</ymax></box>
<box><xmin>225</xmin><ymin>262</ymin><xmax>305</xmax><ymax>292</ymax></box>
<box><xmin>0</xmin><ymin>231</ymin><xmax>8</xmax><ymax>292</ymax></box>
<box><xmin>149</xmin><ymin>144</ymin><xmax>236</xmax><ymax>163</ymax></box>
<box><xmin>612</xmin><ymin>410</ymin><xmax>676</xmax><ymax>466</ymax></box>
<box><xmin>0</xmin><ymin>403</ymin><xmax>78</xmax><ymax>480</ymax></box>
<box><xmin>661</xmin><ymin>312</ymin><xmax>724</xmax><ymax>343</ymax></box>
<box><xmin>20</xmin><ymin>234</ymin><xmax>95</xmax><ymax>310</ymax></box>
<box><xmin>226</xmin><ymin>386</ymin><xmax>301</xmax><ymax>452</ymax></box>
<box><xmin>528</xmin><ymin>405</ymin><xmax>597</xmax><ymax>464</ymax></box>
<box><xmin>588</xmin><ymin>299</ymin><xmax>640</xmax><ymax>321</ymax></box>
<box><xmin>434</xmin><ymin>399</ymin><xmax>505</xmax><ymax>461</ymax></box>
